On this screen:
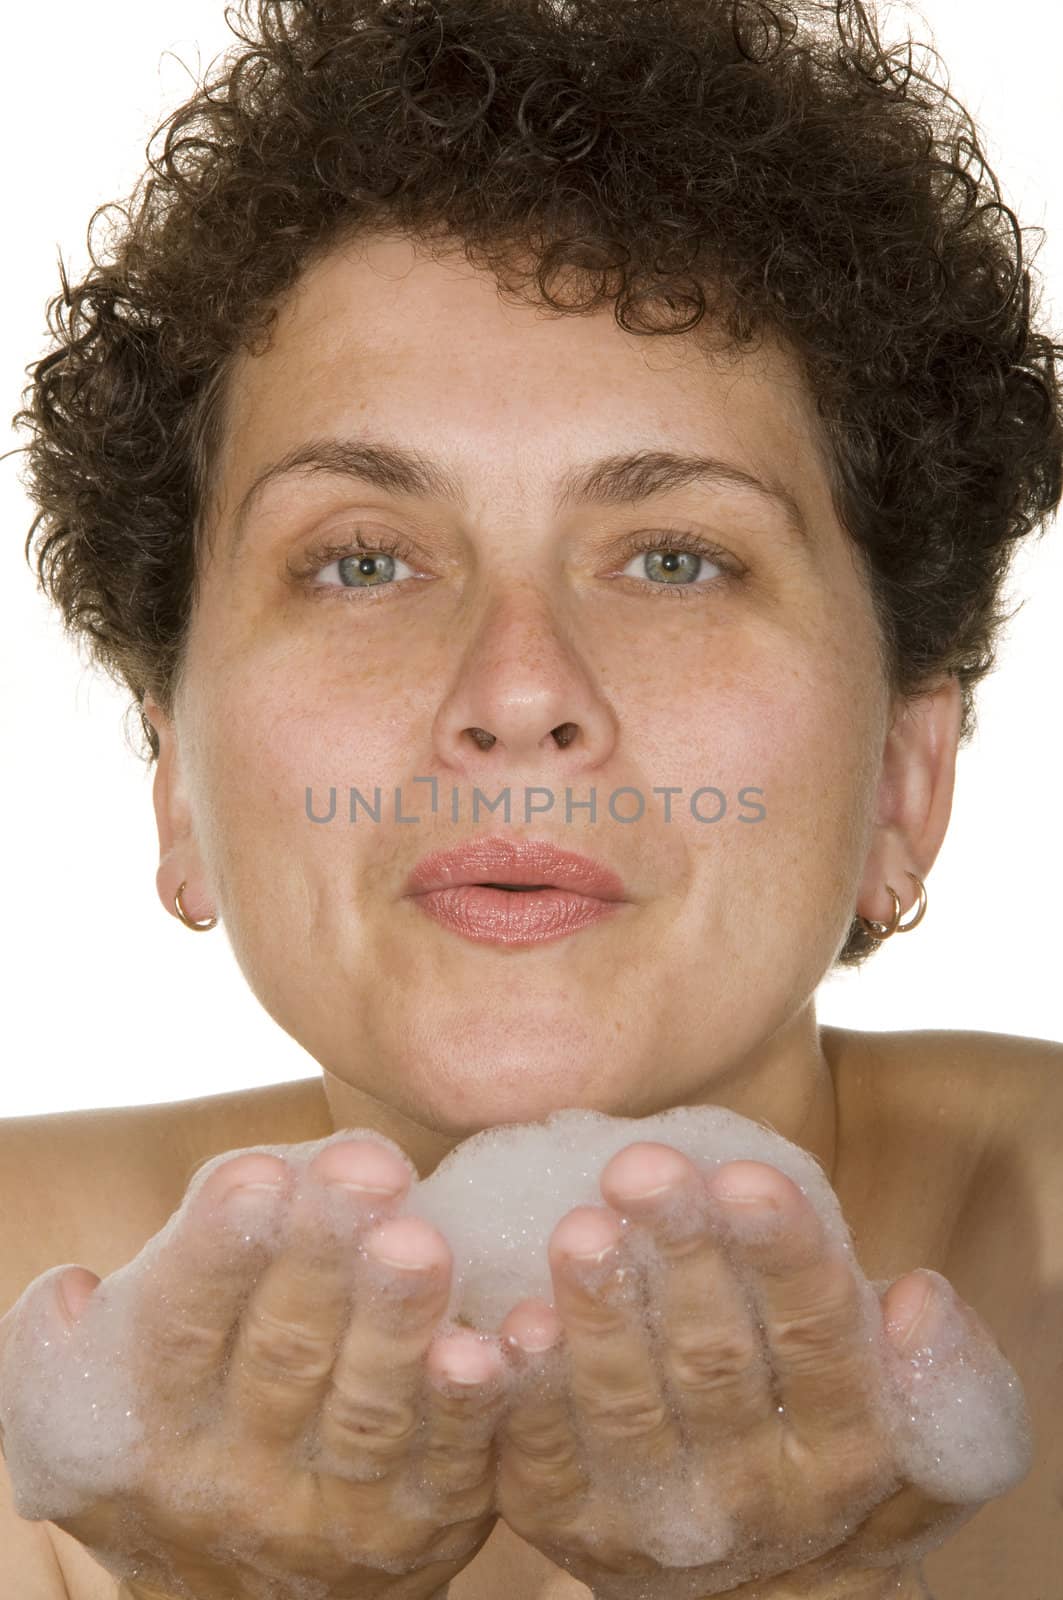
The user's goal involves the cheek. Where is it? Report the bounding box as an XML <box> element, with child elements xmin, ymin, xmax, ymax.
<box><xmin>659</xmin><ymin>625</ymin><xmax>882</xmax><ymax>888</ymax></box>
<box><xmin>197</xmin><ymin>632</ymin><xmax>412</xmax><ymax>794</ymax></box>
<box><xmin>649</xmin><ymin>620</ymin><xmax>874</xmax><ymax>780</ymax></box>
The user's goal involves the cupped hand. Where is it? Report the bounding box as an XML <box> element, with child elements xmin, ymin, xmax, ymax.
<box><xmin>0</xmin><ymin>1140</ymin><xmax>508</xmax><ymax>1600</ymax></box>
<box><xmin>496</xmin><ymin>1143</ymin><xmax>992</xmax><ymax>1599</ymax></box>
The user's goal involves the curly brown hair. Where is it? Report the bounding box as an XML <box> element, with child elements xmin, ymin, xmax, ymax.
<box><xmin>16</xmin><ymin>0</ymin><xmax>1062</xmax><ymax>968</ymax></box>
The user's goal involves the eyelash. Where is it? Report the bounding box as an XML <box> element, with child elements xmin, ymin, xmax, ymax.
<box><xmin>293</xmin><ymin>528</ymin><xmax>743</xmax><ymax>601</ymax></box>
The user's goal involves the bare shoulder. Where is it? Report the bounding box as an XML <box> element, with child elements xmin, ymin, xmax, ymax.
<box><xmin>862</xmin><ymin>1021</ymin><xmax>1062</xmax><ymax>1088</ymax></box>
<box><xmin>828</xmin><ymin>1023</ymin><xmax>1062</xmax><ymax>1195</ymax></box>
<box><xmin>827</xmin><ymin>1019</ymin><xmax>1063</xmax><ymax>1109</ymax></box>
<box><xmin>869</xmin><ymin>1024</ymin><xmax>1063</xmax><ymax>1251</ymax></box>
<box><xmin>829</xmin><ymin>1021</ymin><xmax>1063</xmax><ymax>1291</ymax></box>
<box><xmin>865</xmin><ymin>1028</ymin><xmax>1063</xmax><ymax>1598</ymax></box>
<box><xmin>919</xmin><ymin>1024</ymin><xmax>1063</xmax><ymax>1304</ymax></box>
<box><xmin>0</xmin><ymin>1076</ymin><xmax>333</xmax><ymax>1303</ymax></box>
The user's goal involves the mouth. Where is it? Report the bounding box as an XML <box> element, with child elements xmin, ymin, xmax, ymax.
<box><xmin>481</xmin><ymin>882</ymin><xmax>548</xmax><ymax>892</ymax></box>
<box><xmin>402</xmin><ymin>837</ymin><xmax>630</xmax><ymax>946</ymax></box>
<box><xmin>404</xmin><ymin>836</ymin><xmax>629</xmax><ymax>902</ymax></box>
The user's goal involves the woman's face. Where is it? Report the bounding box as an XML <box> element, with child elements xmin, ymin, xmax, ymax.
<box><xmin>160</xmin><ymin>230</ymin><xmax>895</xmax><ymax>1140</ymax></box>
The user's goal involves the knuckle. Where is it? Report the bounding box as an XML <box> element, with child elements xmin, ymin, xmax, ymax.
<box><xmin>667</xmin><ymin>1325</ymin><xmax>759</xmax><ymax>1392</ymax></box>
<box><xmin>498</xmin><ymin>1462</ymin><xmax>581</xmax><ymax>1528</ymax></box>
<box><xmin>426</xmin><ymin>1388</ymin><xmax>500</xmax><ymax>1440</ymax></box>
<box><xmin>771</xmin><ymin>1279</ymin><xmax>855</xmax><ymax>1369</ymax></box>
<box><xmin>326</xmin><ymin>1382</ymin><xmax>419</xmax><ymax>1448</ymax></box>
<box><xmin>573</xmin><ymin>1381</ymin><xmax>670</xmax><ymax>1439</ymax></box>
<box><xmin>152</xmin><ymin>1316</ymin><xmax>225</xmax><ymax>1370</ymax></box>
<box><xmin>239</xmin><ymin>1309</ymin><xmax>335</xmax><ymax>1384</ymax></box>
<box><xmin>505</xmin><ymin>1412</ymin><xmax>574</xmax><ymax>1470</ymax></box>
<box><xmin>773</xmin><ymin>1310</ymin><xmax>839</xmax><ymax>1366</ymax></box>
<box><xmin>773</xmin><ymin>1267</ymin><xmax>859</xmax><ymax>1357</ymax></box>
<box><xmin>561</xmin><ymin>1302</ymin><xmax>628</xmax><ymax>1340</ymax></box>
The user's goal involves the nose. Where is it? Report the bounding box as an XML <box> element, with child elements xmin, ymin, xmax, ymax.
<box><xmin>433</xmin><ymin>583</ymin><xmax>618</xmax><ymax>776</ymax></box>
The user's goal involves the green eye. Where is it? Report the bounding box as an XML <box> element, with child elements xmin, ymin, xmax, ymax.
<box><xmin>624</xmin><ymin>547</ymin><xmax>720</xmax><ymax>586</ymax></box>
<box><xmin>297</xmin><ymin>533</ymin><xmax>418</xmax><ymax>591</ymax></box>
<box><xmin>616</xmin><ymin>534</ymin><xmax>735</xmax><ymax>596</ymax></box>
<box><xmin>335</xmin><ymin>551</ymin><xmax>401</xmax><ymax>588</ymax></box>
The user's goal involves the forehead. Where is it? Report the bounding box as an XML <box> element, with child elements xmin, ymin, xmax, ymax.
<box><xmin>216</xmin><ymin>230</ymin><xmax>834</xmax><ymax>517</ymax></box>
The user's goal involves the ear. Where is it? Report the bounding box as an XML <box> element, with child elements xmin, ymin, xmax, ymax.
<box><xmin>143</xmin><ymin>694</ymin><xmax>216</xmax><ymax>925</ymax></box>
<box><xmin>855</xmin><ymin>675</ymin><xmax>963</xmax><ymax>927</ymax></box>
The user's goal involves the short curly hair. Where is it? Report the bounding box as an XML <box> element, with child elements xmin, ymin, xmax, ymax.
<box><xmin>17</xmin><ymin>0</ymin><xmax>1062</xmax><ymax>968</ymax></box>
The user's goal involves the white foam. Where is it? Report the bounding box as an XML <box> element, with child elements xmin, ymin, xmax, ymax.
<box><xmin>412</xmin><ymin>1105</ymin><xmax>857</xmax><ymax>1328</ymax></box>
<box><xmin>0</xmin><ymin>1110</ymin><xmax>1034</xmax><ymax>1593</ymax></box>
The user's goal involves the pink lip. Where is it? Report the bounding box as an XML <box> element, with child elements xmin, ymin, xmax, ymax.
<box><xmin>408</xmin><ymin>884</ymin><xmax>625</xmax><ymax>945</ymax></box>
<box><xmin>403</xmin><ymin>838</ymin><xmax>629</xmax><ymax>947</ymax></box>
<box><xmin>404</xmin><ymin>837</ymin><xmax>628</xmax><ymax>900</ymax></box>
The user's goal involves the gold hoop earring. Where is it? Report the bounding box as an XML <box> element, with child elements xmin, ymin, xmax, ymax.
<box><xmin>856</xmin><ymin>870</ymin><xmax>926</xmax><ymax>941</ymax></box>
<box><xmin>174</xmin><ymin>881</ymin><xmax>218</xmax><ymax>932</ymax></box>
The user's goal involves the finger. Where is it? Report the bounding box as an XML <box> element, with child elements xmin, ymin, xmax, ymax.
<box><xmin>599</xmin><ymin>1143</ymin><xmax>774</xmax><ymax>1445</ymax></box>
<box><xmin>497</xmin><ymin>1298</ymin><xmax>589</xmax><ymax>1530</ymax></box>
<box><xmin>546</xmin><ymin>1202</ymin><xmax>683</xmax><ymax>1470</ymax></box>
<box><xmin>129</xmin><ymin>1150</ymin><xmax>294</xmax><ymax>1412</ymax></box>
<box><xmin>707</xmin><ymin>1161</ymin><xmax>882</xmax><ymax>1454</ymax></box>
<box><xmin>312</xmin><ymin>1212</ymin><xmax>456</xmax><ymax>1480</ymax></box>
<box><xmin>417</xmin><ymin>1327</ymin><xmax>508</xmax><ymax>1509</ymax></box>
<box><xmin>223</xmin><ymin>1140</ymin><xmax>413</xmax><ymax>1443</ymax></box>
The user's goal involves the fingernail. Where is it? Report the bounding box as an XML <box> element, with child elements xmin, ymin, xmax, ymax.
<box><xmin>714</xmin><ymin>1193</ymin><xmax>785</xmax><ymax>1238</ymax></box>
<box><xmin>566</xmin><ymin>1244</ymin><xmax>623</xmax><ymax>1294</ymax></box>
<box><xmin>896</xmin><ymin>1281</ymin><xmax>935</xmax><ymax>1353</ymax></box>
<box><xmin>569</xmin><ymin>1240</ymin><xmax>618</xmax><ymax>1263</ymax></box>
<box><xmin>560</xmin><ymin>1211</ymin><xmax>621</xmax><ymax>1263</ymax></box>
<box><xmin>327</xmin><ymin>1179</ymin><xmax>404</xmax><ymax>1199</ymax></box>
<box><xmin>225</xmin><ymin>1180</ymin><xmax>285</xmax><ymax>1204</ymax></box>
<box><xmin>514</xmin><ymin>1329</ymin><xmax>560</xmax><ymax>1354</ymax></box>
<box><xmin>323</xmin><ymin>1140</ymin><xmax>409</xmax><ymax>1196</ymax></box>
<box><xmin>507</xmin><ymin>1309</ymin><xmax>562</xmax><ymax>1354</ymax></box>
<box><xmin>432</xmin><ymin>1335</ymin><xmax>502</xmax><ymax>1386</ymax></box>
<box><xmin>58</xmin><ymin>1273</ymin><xmax>90</xmax><ymax>1323</ymax></box>
<box><xmin>710</xmin><ymin>1173</ymin><xmax>782</xmax><ymax>1208</ymax></box>
<box><xmin>896</xmin><ymin>1273</ymin><xmax>962</xmax><ymax>1357</ymax></box>
<box><xmin>365</xmin><ymin>1218</ymin><xmax>438</xmax><ymax>1272</ymax></box>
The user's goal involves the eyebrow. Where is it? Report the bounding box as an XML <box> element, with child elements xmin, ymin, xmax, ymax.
<box><xmin>227</xmin><ymin>436</ymin><xmax>809</xmax><ymax>556</ymax></box>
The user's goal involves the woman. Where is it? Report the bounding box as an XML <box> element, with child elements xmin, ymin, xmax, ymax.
<box><xmin>2</xmin><ymin>0</ymin><xmax>1061</xmax><ymax>1596</ymax></box>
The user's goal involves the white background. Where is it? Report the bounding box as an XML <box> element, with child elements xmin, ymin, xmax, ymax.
<box><xmin>1</xmin><ymin>1</ymin><xmax>1060</xmax><ymax>1117</ymax></box>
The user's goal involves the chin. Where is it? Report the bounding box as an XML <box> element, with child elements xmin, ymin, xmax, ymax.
<box><xmin>399</xmin><ymin>1053</ymin><xmax>633</xmax><ymax>1137</ymax></box>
